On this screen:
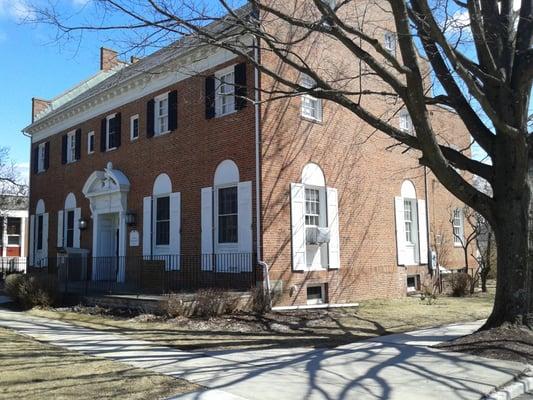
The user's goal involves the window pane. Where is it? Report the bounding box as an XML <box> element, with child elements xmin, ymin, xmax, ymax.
<box><xmin>305</xmin><ymin>188</ymin><xmax>320</xmax><ymax>226</ymax></box>
<box><xmin>157</xmin><ymin>197</ymin><xmax>170</xmax><ymax>220</ymax></box>
<box><xmin>7</xmin><ymin>236</ymin><xmax>20</xmax><ymax>245</ymax></box>
<box><xmin>7</xmin><ymin>218</ymin><xmax>20</xmax><ymax>235</ymax></box>
<box><xmin>218</xmin><ymin>215</ymin><xmax>238</xmax><ymax>243</ymax></box>
<box><xmin>37</xmin><ymin>215</ymin><xmax>43</xmax><ymax>250</ymax></box>
<box><xmin>156</xmin><ymin>221</ymin><xmax>170</xmax><ymax>245</ymax></box>
<box><xmin>218</xmin><ymin>187</ymin><xmax>238</xmax><ymax>215</ymax></box>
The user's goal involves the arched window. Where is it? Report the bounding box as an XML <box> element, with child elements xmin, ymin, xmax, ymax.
<box><xmin>152</xmin><ymin>173</ymin><xmax>172</xmax><ymax>248</ymax></box>
<box><xmin>61</xmin><ymin>193</ymin><xmax>78</xmax><ymax>248</ymax></box>
<box><xmin>30</xmin><ymin>199</ymin><xmax>48</xmax><ymax>266</ymax></box>
<box><xmin>201</xmin><ymin>160</ymin><xmax>253</xmax><ymax>272</ymax></box>
<box><xmin>214</xmin><ymin>160</ymin><xmax>240</xmax><ymax>244</ymax></box>
<box><xmin>395</xmin><ymin>180</ymin><xmax>427</xmax><ymax>266</ymax></box>
<box><xmin>290</xmin><ymin>162</ymin><xmax>340</xmax><ymax>272</ymax></box>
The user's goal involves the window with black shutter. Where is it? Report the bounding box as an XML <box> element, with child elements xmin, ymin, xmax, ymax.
<box><xmin>147</xmin><ymin>99</ymin><xmax>155</xmax><ymax>137</ymax></box>
<box><xmin>61</xmin><ymin>135</ymin><xmax>68</xmax><ymax>164</ymax></box>
<box><xmin>44</xmin><ymin>142</ymin><xmax>50</xmax><ymax>170</ymax></box>
<box><xmin>205</xmin><ymin>76</ymin><xmax>215</xmax><ymax>119</ymax></box>
<box><xmin>75</xmin><ymin>129</ymin><xmax>81</xmax><ymax>160</ymax></box>
<box><xmin>168</xmin><ymin>90</ymin><xmax>178</xmax><ymax>131</ymax></box>
<box><xmin>234</xmin><ymin>63</ymin><xmax>247</xmax><ymax>110</ymax></box>
<box><xmin>33</xmin><ymin>147</ymin><xmax>39</xmax><ymax>174</ymax></box>
<box><xmin>100</xmin><ymin>118</ymin><xmax>107</xmax><ymax>152</ymax></box>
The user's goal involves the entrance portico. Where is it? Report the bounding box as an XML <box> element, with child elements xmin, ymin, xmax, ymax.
<box><xmin>82</xmin><ymin>162</ymin><xmax>130</xmax><ymax>282</ymax></box>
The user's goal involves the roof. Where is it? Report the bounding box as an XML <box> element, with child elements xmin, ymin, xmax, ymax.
<box><xmin>23</xmin><ymin>4</ymin><xmax>252</xmax><ymax>135</ymax></box>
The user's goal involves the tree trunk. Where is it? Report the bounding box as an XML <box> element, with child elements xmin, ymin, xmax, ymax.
<box><xmin>482</xmin><ymin>163</ymin><xmax>533</xmax><ymax>329</ymax></box>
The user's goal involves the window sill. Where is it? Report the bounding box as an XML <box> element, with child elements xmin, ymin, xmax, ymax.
<box><xmin>215</xmin><ymin>109</ymin><xmax>237</xmax><ymax>119</ymax></box>
<box><xmin>66</xmin><ymin>160</ymin><xmax>79</xmax><ymax>165</ymax></box>
<box><xmin>106</xmin><ymin>147</ymin><xmax>117</xmax><ymax>152</ymax></box>
<box><xmin>87</xmin><ymin>151</ymin><xmax>95</xmax><ymax>155</ymax></box>
<box><xmin>130</xmin><ymin>136</ymin><xmax>139</xmax><ymax>142</ymax></box>
<box><xmin>301</xmin><ymin>114</ymin><xmax>323</xmax><ymax>124</ymax></box>
<box><xmin>153</xmin><ymin>130</ymin><xmax>171</xmax><ymax>138</ymax></box>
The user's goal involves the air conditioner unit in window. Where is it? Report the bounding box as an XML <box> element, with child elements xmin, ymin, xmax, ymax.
<box><xmin>306</xmin><ymin>226</ymin><xmax>330</xmax><ymax>245</ymax></box>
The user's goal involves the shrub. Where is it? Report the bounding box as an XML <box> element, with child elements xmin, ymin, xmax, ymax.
<box><xmin>4</xmin><ymin>273</ymin><xmax>25</xmax><ymax>300</ymax></box>
<box><xmin>420</xmin><ymin>283</ymin><xmax>438</xmax><ymax>305</ymax></box>
<box><xmin>451</xmin><ymin>272</ymin><xmax>471</xmax><ymax>297</ymax></box>
<box><xmin>165</xmin><ymin>289</ymin><xmax>241</xmax><ymax>318</ymax></box>
<box><xmin>4</xmin><ymin>273</ymin><xmax>59</xmax><ymax>309</ymax></box>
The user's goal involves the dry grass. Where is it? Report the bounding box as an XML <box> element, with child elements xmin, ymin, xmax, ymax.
<box><xmin>28</xmin><ymin>292</ymin><xmax>495</xmax><ymax>351</ymax></box>
<box><xmin>0</xmin><ymin>327</ymin><xmax>199</xmax><ymax>400</ymax></box>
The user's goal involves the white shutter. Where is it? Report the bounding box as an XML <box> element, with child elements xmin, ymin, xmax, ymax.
<box><xmin>73</xmin><ymin>208</ymin><xmax>81</xmax><ymax>248</ymax></box>
<box><xmin>418</xmin><ymin>199</ymin><xmax>428</xmax><ymax>264</ymax></box>
<box><xmin>142</xmin><ymin>196</ymin><xmax>152</xmax><ymax>257</ymax></box>
<box><xmin>290</xmin><ymin>183</ymin><xmax>306</xmax><ymax>271</ymax></box>
<box><xmin>394</xmin><ymin>196</ymin><xmax>408</xmax><ymax>265</ymax></box>
<box><xmin>327</xmin><ymin>187</ymin><xmax>340</xmax><ymax>269</ymax></box>
<box><xmin>201</xmin><ymin>187</ymin><xmax>214</xmax><ymax>270</ymax></box>
<box><xmin>29</xmin><ymin>215</ymin><xmax>35</xmax><ymax>266</ymax></box>
<box><xmin>42</xmin><ymin>213</ymin><xmax>49</xmax><ymax>266</ymax></box>
<box><xmin>169</xmin><ymin>192</ymin><xmax>181</xmax><ymax>270</ymax></box>
<box><xmin>57</xmin><ymin>211</ymin><xmax>64</xmax><ymax>247</ymax></box>
<box><xmin>238</xmin><ymin>181</ymin><xmax>253</xmax><ymax>271</ymax></box>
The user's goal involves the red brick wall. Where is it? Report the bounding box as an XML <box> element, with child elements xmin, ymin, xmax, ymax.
<box><xmin>29</xmin><ymin>57</ymin><xmax>257</xmax><ymax>260</ymax></box>
<box><xmin>258</xmin><ymin>1</ymin><xmax>477</xmax><ymax>305</ymax></box>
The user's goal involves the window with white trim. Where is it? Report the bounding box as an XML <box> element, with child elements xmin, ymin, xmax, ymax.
<box><xmin>384</xmin><ymin>32</ymin><xmax>396</xmax><ymax>55</ymax></box>
<box><xmin>305</xmin><ymin>188</ymin><xmax>321</xmax><ymax>226</ymax></box>
<box><xmin>154</xmin><ymin>96</ymin><xmax>168</xmax><ymax>136</ymax></box>
<box><xmin>6</xmin><ymin>217</ymin><xmax>21</xmax><ymax>246</ymax></box>
<box><xmin>38</xmin><ymin>143</ymin><xmax>46</xmax><ymax>173</ymax></box>
<box><xmin>67</xmin><ymin>131</ymin><xmax>76</xmax><ymax>163</ymax></box>
<box><xmin>155</xmin><ymin>196</ymin><xmax>170</xmax><ymax>246</ymax></box>
<box><xmin>215</xmin><ymin>68</ymin><xmax>235</xmax><ymax>117</ymax></box>
<box><xmin>106</xmin><ymin>114</ymin><xmax>117</xmax><ymax>151</ymax></box>
<box><xmin>399</xmin><ymin>109</ymin><xmax>413</xmax><ymax>134</ymax></box>
<box><xmin>65</xmin><ymin>210</ymin><xmax>74</xmax><ymax>248</ymax></box>
<box><xmin>453</xmin><ymin>208</ymin><xmax>464</xmax><ymax>246</ymax></box>
<box><xmin>404</xmin><ymin>199</ymin><xmax>414</xmax><ymax>244</ymax></box>
<box><xmin>130</xmin><ymin>114</ymin><xmax>139</xmax><ymax>140</ymax></box>
<box><xmin>301</xmin><ymin>75</ymin><xmax>322</xmax><ymax>121</ymax></box>
<box><xmin>87</xmin><ymin>131</ymin><xmax>95</xmax><ymax>154</ymax></box>
<box><xmin>306</xmin><ymin>284</ymin><xmax>325</xmax><ymax>305</ymax></box>
<box><xmin>218</xmin><ymin>186</ymin><xmax>238</xmax><ymax>244</ymax></box>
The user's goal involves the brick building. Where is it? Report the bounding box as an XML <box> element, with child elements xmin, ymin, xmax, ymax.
<box><xmin>23</xmin><ymin>4</ymin><xmax>473</xmax><ymax>306</ymax></box>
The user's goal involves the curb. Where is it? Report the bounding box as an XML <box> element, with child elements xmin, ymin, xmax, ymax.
<box><xmin>485</xmin><ymin>367</ymin><xmax>533</xmax><ymax>400</ymax></box>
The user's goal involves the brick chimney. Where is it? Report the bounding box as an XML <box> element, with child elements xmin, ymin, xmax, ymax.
<box><xmin>100</xmin><ymin>47</ymin><xmax>121</xmax><ymax>71</ymax></box>
<box><xmin>32</xmin><ymin>97</ymin><xmax>51</xmax><ymax>123</ymax></box>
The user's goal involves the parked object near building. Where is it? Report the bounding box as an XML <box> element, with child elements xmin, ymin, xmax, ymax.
<box><xmin>22</xmin><ymin>6</ymin><xmax>474</xmax><ymax>306</ymax></box>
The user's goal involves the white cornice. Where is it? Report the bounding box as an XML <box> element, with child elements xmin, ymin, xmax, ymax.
<box><xmin>26</xmin><ymin>46</ymin><xmax>241</xmax><ymax>143</ymax></box>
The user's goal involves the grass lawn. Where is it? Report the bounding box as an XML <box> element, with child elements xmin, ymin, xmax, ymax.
<box><xmin>0</xmin><ymin>327</ymin><xmax>200</xmax><ymax>400</ymax></box>
<box><xmin>28</xmin><ymin>291</ymin><xmax>495</xmax><ymax>351</ymax></box>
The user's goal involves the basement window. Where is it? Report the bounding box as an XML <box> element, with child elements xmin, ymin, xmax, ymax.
<box><xmin>306</xmin><ymin>284</ymin><xmax>325</xmax><ymax>305</ymax></box>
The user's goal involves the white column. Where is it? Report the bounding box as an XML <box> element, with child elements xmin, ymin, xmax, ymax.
<box><xmin>1</xmin><ymin>217</ymin><xmax>6</xmax><ymax>257</ymax></box>
<box><xmin>20</xmin><ymin>217</ymin><xmax>26</xmax><ymax>258</ymax></box>
<box><xmin>91</xmin><ymin>214</ymin><xmax>99</xmax><ymax>280</ymax></box>
<box><xmin>117</xmin><ymin>211</ymin><xmax>126</xmax><ymax>283</ymax></box>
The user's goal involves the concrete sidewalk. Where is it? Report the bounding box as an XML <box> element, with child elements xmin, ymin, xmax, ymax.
<box><xmin>0</xmin><ymin>309</ymin><xmax>527</xmax><ymax>400</ymax></box>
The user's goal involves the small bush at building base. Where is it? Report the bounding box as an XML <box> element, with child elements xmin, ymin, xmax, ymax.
<box><xmin>4</xmin><ymin>273</ymin><xmax>59</xmax><ymax>309</ymax></box>
<box><xmin>451</xmin><ymin>272</ymin><xmax>472</xmax><ymax>297</ymax></box>
<box><xmin>165</xmin><ymin>289</ymin><xmax>241</xmax><ymax>318</ymax></box>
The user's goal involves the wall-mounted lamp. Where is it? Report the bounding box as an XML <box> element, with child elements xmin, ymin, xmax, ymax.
<box><xmin>79</xmin><ymin>218</ymin><xmax>88</xmax><ymax>230</ymax></box>
<box><xmin>125</xmin><ymin>211</ymin><xmax>136</xmax><ymax>226</ymax></box>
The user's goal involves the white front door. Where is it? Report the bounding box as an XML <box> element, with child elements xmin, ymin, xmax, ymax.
<box><xmin>96</xmin><ymin>213</ymin><xmax>119</xmax><ymax>280</ymax></box>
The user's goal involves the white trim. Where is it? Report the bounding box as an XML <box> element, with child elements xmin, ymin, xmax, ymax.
<box><xmin>105</xmin><ymin>113</ymin><xmax>117</xmax><ymax>151</ymax></box>
<box><xmin>306</xmin><ymin>284</ymin><xmax>326</xmax><ymax>305</ymax></box>
<box><xmin>37</xmin><ymin>143</ymin><xmax>46</xmax><ymax>173</ymax></box>
<box><xmin>66</xmin><ymin>130</ymin><xmax>76</xmax><ymax>163</ymax></box>
<box><xmin>154</xmin><ymin>92</ymin><xmax>169</xmax><ymax>136</ymax></box>
<box><xmin>87</xmin><ymin>131</ymin><xmax>95</xmax><ymax>154</ymax></box>
<box><xmin>215</xmin><ymin>64</ymin><xmax>236</xmax><ymax>117</ymax></box>
<box><xmin>130</xmin><ymin>114</ymin><xmax>139</xmax><ymax>141</ymax></box>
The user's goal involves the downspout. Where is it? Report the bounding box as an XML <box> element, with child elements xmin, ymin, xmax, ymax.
<box><xmin>424</xmin><ymin>166</ymin><xmax>433</xmax><ymax>277</ymax></box>
<box><xmin>253</xmin><ymin>36</ymin><xmax>272</xmax><ymax>310</ymax></box>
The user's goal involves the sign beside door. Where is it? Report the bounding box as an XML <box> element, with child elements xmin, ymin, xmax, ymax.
<box><xmin>129</xmin><ymin>230</ymin><xmax>139</xmax><ymax>247</ymax></box>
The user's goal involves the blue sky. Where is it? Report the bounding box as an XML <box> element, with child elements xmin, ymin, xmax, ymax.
<box><xmin>0</xmin><ymin>0</ymin><xmax>121</xmax><ymax>180</ymax></box>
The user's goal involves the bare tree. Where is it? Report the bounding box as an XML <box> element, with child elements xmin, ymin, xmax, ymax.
<box><xmin>0</xmin><ymin>147</ymin><xmax>28</xmax><ymax>217</ymax></box>
<box><xmin>28</xmin><ymin>0</ymin><xmax>532</xmax><ymax>329</ymax></box>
